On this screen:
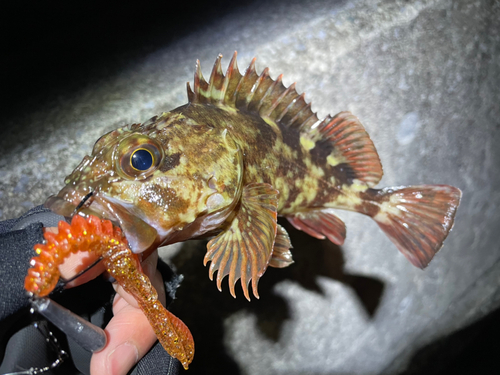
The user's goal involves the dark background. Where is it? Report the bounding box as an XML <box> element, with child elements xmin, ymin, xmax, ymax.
<box><xmin>1</xmin><ymin>1</ymin><xmax>256</xmax><ymax>123</ymax></box>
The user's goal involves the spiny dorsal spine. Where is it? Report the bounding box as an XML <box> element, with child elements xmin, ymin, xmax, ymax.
<box><xmin>186</xmin><ymin>52</ymin><xmax>321</xmax><ymax>132</ymax></box>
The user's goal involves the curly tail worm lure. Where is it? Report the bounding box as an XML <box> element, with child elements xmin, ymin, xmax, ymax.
<box><xmin>24</xmin><ymin>215</ymin><xmax>194</xmax><ymax>370</ymax></box>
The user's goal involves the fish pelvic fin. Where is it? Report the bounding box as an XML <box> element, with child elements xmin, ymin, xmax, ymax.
<box><xmin>204</xmin><ymin>183</ymin><xmax>278</xmax><ymax>301</ymax></box>
<box><xmin>372</xmin><ymin>185</ymin><xmax>462</xmax><ymax>268</ymax></box>
<box><xmin>268</xmin><ymin>224</ymin><xmax>294</xmax><ymax>268</ymax></box>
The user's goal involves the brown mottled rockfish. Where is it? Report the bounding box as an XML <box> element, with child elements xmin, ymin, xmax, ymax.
<box><xmin>46</xmin><ymin>52</ymin><xmax>462</xmax><ymax>300</ymax></box>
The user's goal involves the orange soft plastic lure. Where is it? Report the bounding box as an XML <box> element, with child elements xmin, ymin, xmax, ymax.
<box><xmin>24</xmin><ymin>215</ymin><xmax>194</xmax><ymax>369</ymax></box>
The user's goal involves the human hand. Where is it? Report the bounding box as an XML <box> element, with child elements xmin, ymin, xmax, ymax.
<box><xmin>90</xmin><ymin>249</ymin><xmax>166</xmax><ymax>375</ymax></box>
<box><xmin>46</xmin><ymin>227</ymin><xmax>167</xmax><ymax>375</ymax></box>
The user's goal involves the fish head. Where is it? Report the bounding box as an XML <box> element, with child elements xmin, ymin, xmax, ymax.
<box><xmin>46</xmin><ymin>113</ymin><xmax>243</xmax><ymax>254</ymax></box>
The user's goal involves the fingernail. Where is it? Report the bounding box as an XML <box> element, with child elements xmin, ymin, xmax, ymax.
<box><xmin>107</xmin><ymin>342</ymin><xmax>139</xmax><ymax>375</ymax></box>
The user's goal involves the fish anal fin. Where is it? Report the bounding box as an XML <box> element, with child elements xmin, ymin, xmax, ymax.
<box><xmin>372</xmin><ymin>185</ymin><xmax>462</xmax><ymax>268</ymax></box>
<box><xmin>204</xmin><ymin>183</ymin><xmax>278</xmax><ymax>301</ymax></box>
<box><xmin>316</xmin><ymin>111</ymin><xmax>383</xmax><ymax>187</ymax></box>
<box><xmin>269</xmin><ymin>224</ymin><xmax>294</xmax><ymax>268</ymax></box>
<box><xmin>286</xmin><ymin>209</ymin><xmax>346</xmax><ymax>246</ymax></box>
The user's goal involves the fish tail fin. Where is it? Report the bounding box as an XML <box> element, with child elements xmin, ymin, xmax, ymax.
<box><xmin>372</xmin><ymin>185</ymin><xmax>461</xmax><ymax>268</ymax></box>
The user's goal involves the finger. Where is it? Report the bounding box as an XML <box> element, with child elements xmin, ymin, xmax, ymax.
<box><xmin>90</xmin><ymin>250</ymin><xmax>167</xmax><ymax>375</ymax></box>
<box><xmin>65</xmin><ymin>247</ymin><xmax>159</xmax><ymax>289</ymax></box>
<box><xmin>44</xmin><ymin>226</ymin><xmax>103</xmax><ymax>288</ymax></box>
<box><xmin>90</xmin><ymin>294</ymin><xmax>155</xmax><ymax>375</ymax></box>
<box><xmin>59</xmin><ymin>251</ymin><xmax>105</xmax><ymax>288</ymax></box>
<box><xmin>50</xmin><ymin>223</ymin><xmax>157</xmax><ymax>289</ymax></box>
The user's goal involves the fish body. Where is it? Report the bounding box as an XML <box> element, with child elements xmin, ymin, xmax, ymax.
<box><xmin>47</xmin><ymin>53</ymin><xmax>461</xmax><ymax>300</ymax></box>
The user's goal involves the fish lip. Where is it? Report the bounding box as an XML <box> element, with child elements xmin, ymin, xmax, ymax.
<box><xmin>44</xmin><ymin>195</ymin><xmax>78</xmax><ymax>218</ymax></box>
<box><xmin>92</xmin><ymin>195</ymin><xmax>159</xmax><ymax>253</ymax></box>
<box><xmin>45</xmin><ymin>190</ymin><xmax>106</xmax><ymax>219</ymax></box>
<box><xmin>45</xmin><ymin>181</ymin><xmax>108</xmax><ymax>216</ymax></box>
<box><xmin>45</xmin><ymin>188</ymin><xmax>159</xmax><ymax>254</ymax></box>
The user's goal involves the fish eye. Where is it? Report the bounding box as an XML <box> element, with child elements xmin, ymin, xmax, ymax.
<box><xmin>116</xmin><ymin>135</ymin><xmax>164</xmax><ymax>179</ymax></box>
<box><xmin>131</xmin><ymin>148</ymin><xmax>154</xmax><ymax>171</ymax></box>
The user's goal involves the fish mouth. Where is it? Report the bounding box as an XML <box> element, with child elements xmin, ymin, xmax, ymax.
<box><xmin>45</xmin><ymin>188</ymin><xmax>159</xmax><ymax>254</ymax></box>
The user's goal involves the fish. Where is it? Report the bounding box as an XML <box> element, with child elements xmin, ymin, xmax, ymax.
<box><xmin>46</xmin><ymin>52</ymin><xmax>462</xmax><ymax>301</ymax></box>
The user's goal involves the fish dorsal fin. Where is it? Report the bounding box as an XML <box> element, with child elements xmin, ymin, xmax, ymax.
<box><xmin>187</xmin><ymin>53</ymin><xmax>383</xmax><ymax>187</ymax></box>
<box><xmin>313</xmin><ymin>112</ymin><xmax>383</xmax><ymax>187</ymax></box>
<box><xmin>187</xmin><ymin>52</ymin><xmax>319</xmax><ymax>131</ymax></box>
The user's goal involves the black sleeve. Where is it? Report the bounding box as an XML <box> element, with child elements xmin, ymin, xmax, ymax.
<box><xmin>0</xmin><ymin>205</ymin><xmax>60</xmax><ymax>321</ymax></box>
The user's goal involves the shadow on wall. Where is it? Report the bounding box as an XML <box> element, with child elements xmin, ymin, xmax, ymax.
<box><xmin>171</xmin><ymin>219</ymin><xmax>385</xmax><ymax>375</ymax></box>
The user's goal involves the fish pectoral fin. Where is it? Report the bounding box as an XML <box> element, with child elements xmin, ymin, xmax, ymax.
<box><xmin>203</xmin><ymin>183</ymin><xmax>279</xmax><ymax>301</ymax></box>
<box><xmin>269</xmin><ymin>224</ymin><xmax>294</xmax><ymax>268</ymax></box>
<box><xmin>286</xmin><ymin>209</ymin><xmax>346</xmax><ymax>246</ymax></box>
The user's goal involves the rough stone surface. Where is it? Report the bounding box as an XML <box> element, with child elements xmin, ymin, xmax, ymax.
<box><xmin>1</xmin><ymin>0</ymin><xmax>499</xmax><ymax>374</ymax></box>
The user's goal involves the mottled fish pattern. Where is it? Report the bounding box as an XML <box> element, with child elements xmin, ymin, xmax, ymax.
<box><xmin>47</xmin><ymin>52</ymin><xmax>462</xmax><ymax>301</ymax></box>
